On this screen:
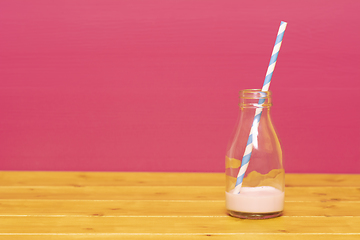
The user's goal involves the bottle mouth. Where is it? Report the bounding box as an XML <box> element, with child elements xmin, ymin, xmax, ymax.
<box><xmin>239</xmin><ymin>89</ymin><xmax>271</xmax><ymax>99</ymax></box>
<box><xmin>239</xmin><ymin>89</ymin><xmax>272</xmax><ymax>108</ymax></box>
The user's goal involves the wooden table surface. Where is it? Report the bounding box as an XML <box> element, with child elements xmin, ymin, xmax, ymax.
<box><xmin>0</xmin><ymin>172</ymin><xmax>359</xmax><ymax>239</ymax></box>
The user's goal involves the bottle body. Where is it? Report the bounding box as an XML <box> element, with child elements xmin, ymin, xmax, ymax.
<box><xmin>225</xmin><ymin>89</ymin><xmax>284</xmax><ymax>219</ymax></box>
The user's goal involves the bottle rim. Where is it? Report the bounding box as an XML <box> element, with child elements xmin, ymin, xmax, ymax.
<box><xmin>239</xmin><ymin>89</ymin><xmax>272</xmax><ymax>108</ymax></box>
<box><xmin>239</xmin><ymin>89</ymin><xmax>272</xmax><ymax>99</ymax></box>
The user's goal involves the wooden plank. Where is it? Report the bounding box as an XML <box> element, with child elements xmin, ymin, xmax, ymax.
<box><xmin>285</xmin><ymin>187</ymin><xmax>360</xmax><ymax>202</ymax></box>
<box><xmin>0</xmin><ymin>186</ymin><xmax>222</xmax><ymax>200</ymax></box>
<box><xmin>1</xmin><ymin>172</ymin><xmax>360</xmax><ymax>187</ymax></box>
<box><xmin>284</xmin><ymin>201</ymin><xmax>360</xmax><ymax>216</ymax></box>
<box><xmin>0</xmin><ymin>200</ymin><xmax>359</xmax><ymax>217</ymax></box>
<box><xmin>0</xmin><ymin>171</ymin><xmax>225</xmax><ymax>186</ymax></box>
<box><xmin>0</xmin><ymin>186</ymin><xmax>359</xmax><ymax>201</ymax></box>
<box><xmin>0</xmin><ymin>216</ymin><xmax>359</xmax><ymax>233</ymax></box>
<box><xmin>285</xmin><ymin>174</ymin><xmax>360</xmax><ymax>187</ymax></box>
<box><xmin>0</xmin><ymin>199</ymin><xmax>226</xmax><ymax>217</ymax></box>
<box><xmin>0</xmin><ymin>234</ymin><xmax>359</xmax><ymax>240</ymax></box>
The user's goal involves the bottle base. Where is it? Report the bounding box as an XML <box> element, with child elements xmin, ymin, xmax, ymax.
<box><xmin>227</xmin><ymin>210</ymin><xmax>283</xmax><ymax>219</ymax></box>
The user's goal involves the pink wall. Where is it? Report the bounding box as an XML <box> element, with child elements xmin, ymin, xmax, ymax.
<box><xmin>1</xmin><ymin>0</ymin><xmax>359</xmax><ymax>173</ymax></box>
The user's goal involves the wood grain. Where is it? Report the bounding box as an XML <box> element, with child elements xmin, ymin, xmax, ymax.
<box><xmin>0</xmin><ymin>172</ymin><xmax>359</xmax><ymax>239</ymax></box>
<box><xmin>0</xmin><ymin>200</ymin><xmax>359</xmax><ymax>217</ymax></box>
<box><xmin>1</xmin><ymin>234</ymin><xmax>360</xmax><ymax>240</ymax></box>
<box><xmin>0</xmin><ymin>172</ymin><xmax>225</xmax><ymax>186</ymax></box>
<box><xmin>0</xmin><ymin>216</ymin><xmax>359</xmax><ymax>233</ymax></box>
<box><xmin>1</xmin><ymin>172</ymin><xmax>360</xmax><ymax>186</ymax></box>
<box><xmin>0</xmin><ymin>186</ymin><xmax>359</xmax><ymax>201</ymax></box>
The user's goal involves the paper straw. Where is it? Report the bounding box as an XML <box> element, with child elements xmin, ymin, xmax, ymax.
<box><xmin>232</xmin><ymin>21</ymin><xmax>287</xmax><ymax>194</ymax></box>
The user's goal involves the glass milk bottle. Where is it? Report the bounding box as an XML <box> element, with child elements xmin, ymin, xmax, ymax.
<box><xmin>225</xmin><ymin>89</ymin><xmax>284</xmax><ymax>219</ymax></box>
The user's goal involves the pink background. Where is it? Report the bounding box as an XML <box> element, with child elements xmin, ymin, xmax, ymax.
<box><xmin>1</xmin><ymin>0</ymin><xmax>359</xmax><ymax>173</ymax></box>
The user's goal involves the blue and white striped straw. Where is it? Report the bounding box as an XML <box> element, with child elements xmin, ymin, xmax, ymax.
<box><xmin>232</xmin><ymin>21</ymin><xmax>287</xmax><ymax>194</ymax></box>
